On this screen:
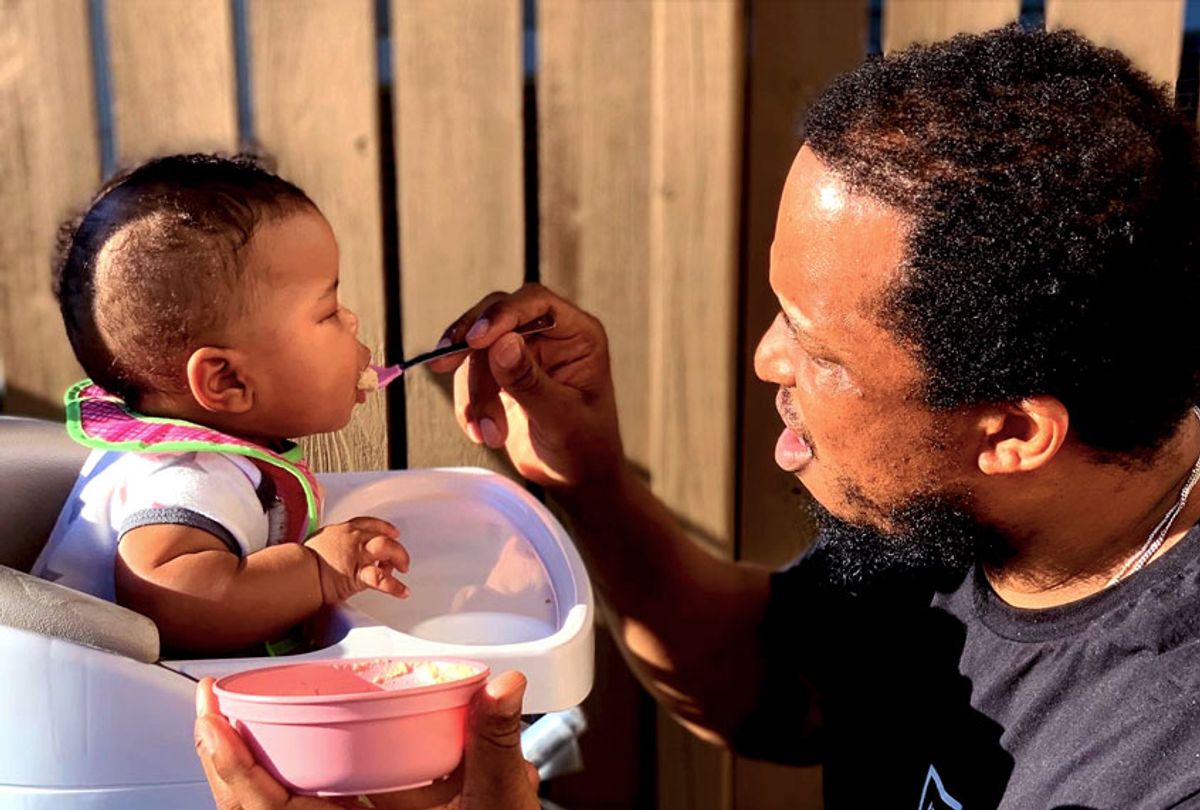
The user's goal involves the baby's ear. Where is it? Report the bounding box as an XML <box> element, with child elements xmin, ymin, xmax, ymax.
<box><xmin>186</xmin><ymin>347</ymin><xmax>253</xmax><ymax>414</ymax></box>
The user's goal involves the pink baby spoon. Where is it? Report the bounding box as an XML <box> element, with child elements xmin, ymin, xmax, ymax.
<box><xmin>360</xmin><ymin>313</ymin><xmax>557</xmax><ymax>391</ymax></box>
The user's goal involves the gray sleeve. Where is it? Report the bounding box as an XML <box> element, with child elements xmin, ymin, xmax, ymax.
<box><xmin>118</xmin><ymin>507</ymin><xmax>243</xmax><ymax>557</ymax></box>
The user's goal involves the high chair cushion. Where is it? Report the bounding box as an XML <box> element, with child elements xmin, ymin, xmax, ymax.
<box><xmin>0</xmin><ymin>565</ymin><xmax>159</xmax><ymax>662</ymax></box>
<box><xmin>0</xmin><ymin>416</ymin><xmax>89</xmax><ymax>572</ymax></box>
<box><xmin>0</xmin><ymin>416</ymin><xmax>159</xmax><ymax>661</ymax></box>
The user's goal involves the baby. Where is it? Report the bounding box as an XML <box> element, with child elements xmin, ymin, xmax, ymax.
<box><xmin>32</xmin><ymin>154</ymin><xmax>408</xmax><ymax>657</ymax></box>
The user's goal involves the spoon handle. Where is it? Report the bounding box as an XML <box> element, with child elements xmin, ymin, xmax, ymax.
<box><xmin>370</xmin><ymin>312</ymin><xmax>557</xmax><ymax>389</ymax></box>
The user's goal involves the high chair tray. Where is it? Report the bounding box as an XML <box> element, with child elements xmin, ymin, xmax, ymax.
<box><xmin>167</xmin><ymin>467</ymin><xmax>595</xmax><ymax>714</ymax></box>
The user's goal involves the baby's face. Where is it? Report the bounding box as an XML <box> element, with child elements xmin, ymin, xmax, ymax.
<box><xmin>231</xmin><ymin>208</ymin><xmax>372</xmax><ymax>439</ymax></box>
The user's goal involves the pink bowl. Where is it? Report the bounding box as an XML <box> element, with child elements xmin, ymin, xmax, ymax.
<box><xmin>213</xmin><ymin>656</ymin><xmax>489</xmax><ymax>796</ymax></box>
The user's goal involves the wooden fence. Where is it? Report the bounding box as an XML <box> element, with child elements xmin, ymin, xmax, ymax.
<box><xmin>0</xmin><ymin>1</ymin><xmax>1189</xmax><ymax>808</ymax></box>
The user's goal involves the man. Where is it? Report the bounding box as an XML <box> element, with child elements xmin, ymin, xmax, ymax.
<box><xmin>200</xmin><ymin>25</ymin><xmax>1200</xmax><ymax>808</ymax></box>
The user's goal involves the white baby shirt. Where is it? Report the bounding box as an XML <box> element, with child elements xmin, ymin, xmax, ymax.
<box><xmin>32</xmin><ymin>449</ymin><xmax>293</xmax><ymax>602</ymax></box>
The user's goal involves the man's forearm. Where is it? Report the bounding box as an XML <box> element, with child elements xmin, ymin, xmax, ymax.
<box><xmin>554</xmin><ymin>464</ymin><xmax>772</xmax><ymax>743</ymax></box>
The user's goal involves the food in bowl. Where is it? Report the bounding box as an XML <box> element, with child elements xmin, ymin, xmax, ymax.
<box><xmin>213</xmin><ymin>656</ymin><xmax>489</xmax><ymax>796</ymax></box>
<box><xmin>345</xmin><ymin>659</ymin><xmax>481</xmax><ymax>688</ymax></box>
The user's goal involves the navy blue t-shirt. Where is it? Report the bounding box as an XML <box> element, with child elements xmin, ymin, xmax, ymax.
<box><xmin>734</xmin><ymin>525</ymin><xmax>1200</xmax><ymax>809</ymax></box>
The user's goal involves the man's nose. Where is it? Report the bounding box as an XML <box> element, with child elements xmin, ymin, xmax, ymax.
<box><xmin>754</xmin><ymin>315</ymin><xmax>794</xmax><ymax>385</ymax></box>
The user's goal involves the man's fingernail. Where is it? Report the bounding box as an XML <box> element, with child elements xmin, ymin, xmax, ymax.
<box><xmin>466</xmin><ymin>420</ymin><xmax>484</xmax><ymax>444</ymax></box>
<box><xmin>494</xmin><ymin>334</ymin><xmax>521</xmax><ymax>370</ymax></box>
<box><xmin>466</xmin><ymin>318</ymin><xmax>489</xmax><ymax>341</ymax></box>
<box><xmin>479</xmin><ymin>417</ymin><xmax>502</xmax><ymax>447</ymax></box>
<box><xmin>195</xmin><ymin>678</ymin><xmax>216</xmax><ymax>716</ymax></box>
<box><xmin>435</xmin><ymin>336</ymin><xmax>452</xmax><ymax>350</ymax></box>
<box><xmin>487</xmin><ymin>680</ymin><xmax>524</xmax><ymax>715</ymax></box>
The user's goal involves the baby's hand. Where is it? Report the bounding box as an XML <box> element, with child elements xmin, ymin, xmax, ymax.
<box><xmin>303</xmin><ymin>516</ymin><xmax>410</xmax><ymax>605</ymax></box>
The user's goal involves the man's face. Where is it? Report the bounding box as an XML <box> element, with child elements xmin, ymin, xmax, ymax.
<box><xmin>754</xmin><ymin>146</ymin><xmax>981</xmax><ymax>532</ymax></box>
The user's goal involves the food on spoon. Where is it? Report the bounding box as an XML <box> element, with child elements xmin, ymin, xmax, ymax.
<box><xmin>357</xmin><ymin>367</ymin><xmax>380</xmax><ymax>392</ymax></box>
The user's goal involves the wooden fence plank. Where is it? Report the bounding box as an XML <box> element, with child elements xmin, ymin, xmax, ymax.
<box><xmin>1046</xmin><ymin>0</ymin><xmax>1185</xmax><ymax>86</ymax></box>
<box><xmin>541</xmin><ymin>2</ymin><xmax>744</xmax><ymax>806</ymax></box>
<box><xmin>391</xmin><ymin>0</ymin><xmax>523</xmax><ymax>473</ymax></box>
<box><xmin>734</xmin><ymin>3</ymin><xmax>866</xmax><ymax>807</ymax></box>
<box><xmin>537</xmin><ymin>2</ymin><xmax>656</xmax><ymax>806</ymax></box>
<box><xmin>649</xmin><ymin>0</ymin><xmax>741</xmax><ymax>558</ymax></box>
<box><xmin>538</xmin><ymin>0</ymin><xmax>654</xmax><ymax>474</ymax></box>
<box><xmin>737</xmin><ymin>760</ymin><xmax>824</xmax><ymax>810</ymax></box>
<box><xmin>0</xmin><ymin>0</ymin><xmax>95</xmax><ymax>418</ymax></box>
<box><xmin>248</xmin><ymin>0</ymin><xmax>388</xmax><ymax>473</ymax></box>
<box><xmin>883</xmin><ymin>0</ymin><xmax>1020</xmax><ymax>53</ymax></box>
<box><xmin>106</xmin><ymin>0</ymin><xmax>238</xmax><ymax>166</ymax></box>
<box><xmin>650</xmin><ymin>3</ymin><xmax>743</xmax><ymax>809</ymax></box>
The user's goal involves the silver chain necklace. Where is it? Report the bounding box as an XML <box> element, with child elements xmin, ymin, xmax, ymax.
<box><xmin>1107</xmin><ymin>406</ymin><xmax>1200</xmax><ymax>586</ymax></box>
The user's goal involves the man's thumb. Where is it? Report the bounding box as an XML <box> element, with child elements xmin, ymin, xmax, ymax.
<box><xmin>470</xmin><ymin>670</ymin><xmax>526</xmax><ymax>752</ymax></box>
<box><xmin>488</xmin><ymin>333</ymin><xmax>561</xmax><ymax>410</ymax></box>
<box><xmin>462</xmin><ymin>670</ymin><xmax>539</xmax><ymax>808</ymax></box>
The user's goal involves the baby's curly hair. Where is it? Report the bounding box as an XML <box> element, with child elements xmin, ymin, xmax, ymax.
<box><xmin>805</xmin><ymin>25</ymin><xmax>1200</xmax><ymax>461</ymax></box>
<box><xmin>54</xmin><ymin>154</ymin><xmax>314</xmax><ymax>407</ymax></box>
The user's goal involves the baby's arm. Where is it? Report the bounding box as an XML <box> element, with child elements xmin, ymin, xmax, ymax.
<box><xmin>116</xmin><ymin>518</ymin><xmax>409</xmax><ymax>655</ymax></box>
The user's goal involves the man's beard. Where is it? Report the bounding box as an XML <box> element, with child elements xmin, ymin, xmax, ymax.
<box><xmin>805</xmin><ymin>482</ymin><xmax>1012</xmax><ymax>592</ymax></box>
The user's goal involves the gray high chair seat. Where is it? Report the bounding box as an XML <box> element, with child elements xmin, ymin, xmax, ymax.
<box><xmin>0</xmin><ymin>416</ymin><xmax>159</xmax><ymax>661</ymax></box>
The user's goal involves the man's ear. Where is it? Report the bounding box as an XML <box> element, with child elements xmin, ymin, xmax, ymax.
<box><xmin>977</xmin><ymin>396</ymin><xmax>1069</xmax><ymax>475</ymax></box>
<box><xmin>185</xmin><ymin>347</ymin><xmax>254</xmax><ymax>414</ymax></box>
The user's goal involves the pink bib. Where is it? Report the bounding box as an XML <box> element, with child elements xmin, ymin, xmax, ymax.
<box><xmin>64</xmin><ymin>380</ymin><xmax>322</xmax><ymax>543</ymax></box>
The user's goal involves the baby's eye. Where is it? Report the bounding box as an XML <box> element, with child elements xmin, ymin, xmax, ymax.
<box><xmin>322</xmin><ymin>308</ymin><xmax>340</xmax><ymax>322</ymax></box>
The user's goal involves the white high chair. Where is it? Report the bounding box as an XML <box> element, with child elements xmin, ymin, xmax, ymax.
<box><xmin>0</xmin><ymin>416</ymin><xmax>593</xmax><ymax>809</ymax></box>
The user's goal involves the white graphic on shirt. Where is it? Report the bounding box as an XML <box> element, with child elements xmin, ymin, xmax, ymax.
<box><xmin>919</xmin><ymin>764</ymin><xmax>962</xmax><ymax>810</ymax></box>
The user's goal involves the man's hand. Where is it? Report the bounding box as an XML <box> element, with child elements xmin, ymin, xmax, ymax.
<box><xmin>195</xmin><ymin>676</ymin><xmax>357</xmax><ymax>810</ymax></box>
<box><xmin>303</xmin><ymin>517</ymin><xmax>409</xmax><ymax>605</ymax></box>
<box><xmin>194</xmin><ymin>672</ymin><xmax>539</xmax><ymax>810</ymax></box>
<box><xmin>429</xmin><ymin>283</ymin><xmax>624</xmax><ymax>490</ymax></box>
